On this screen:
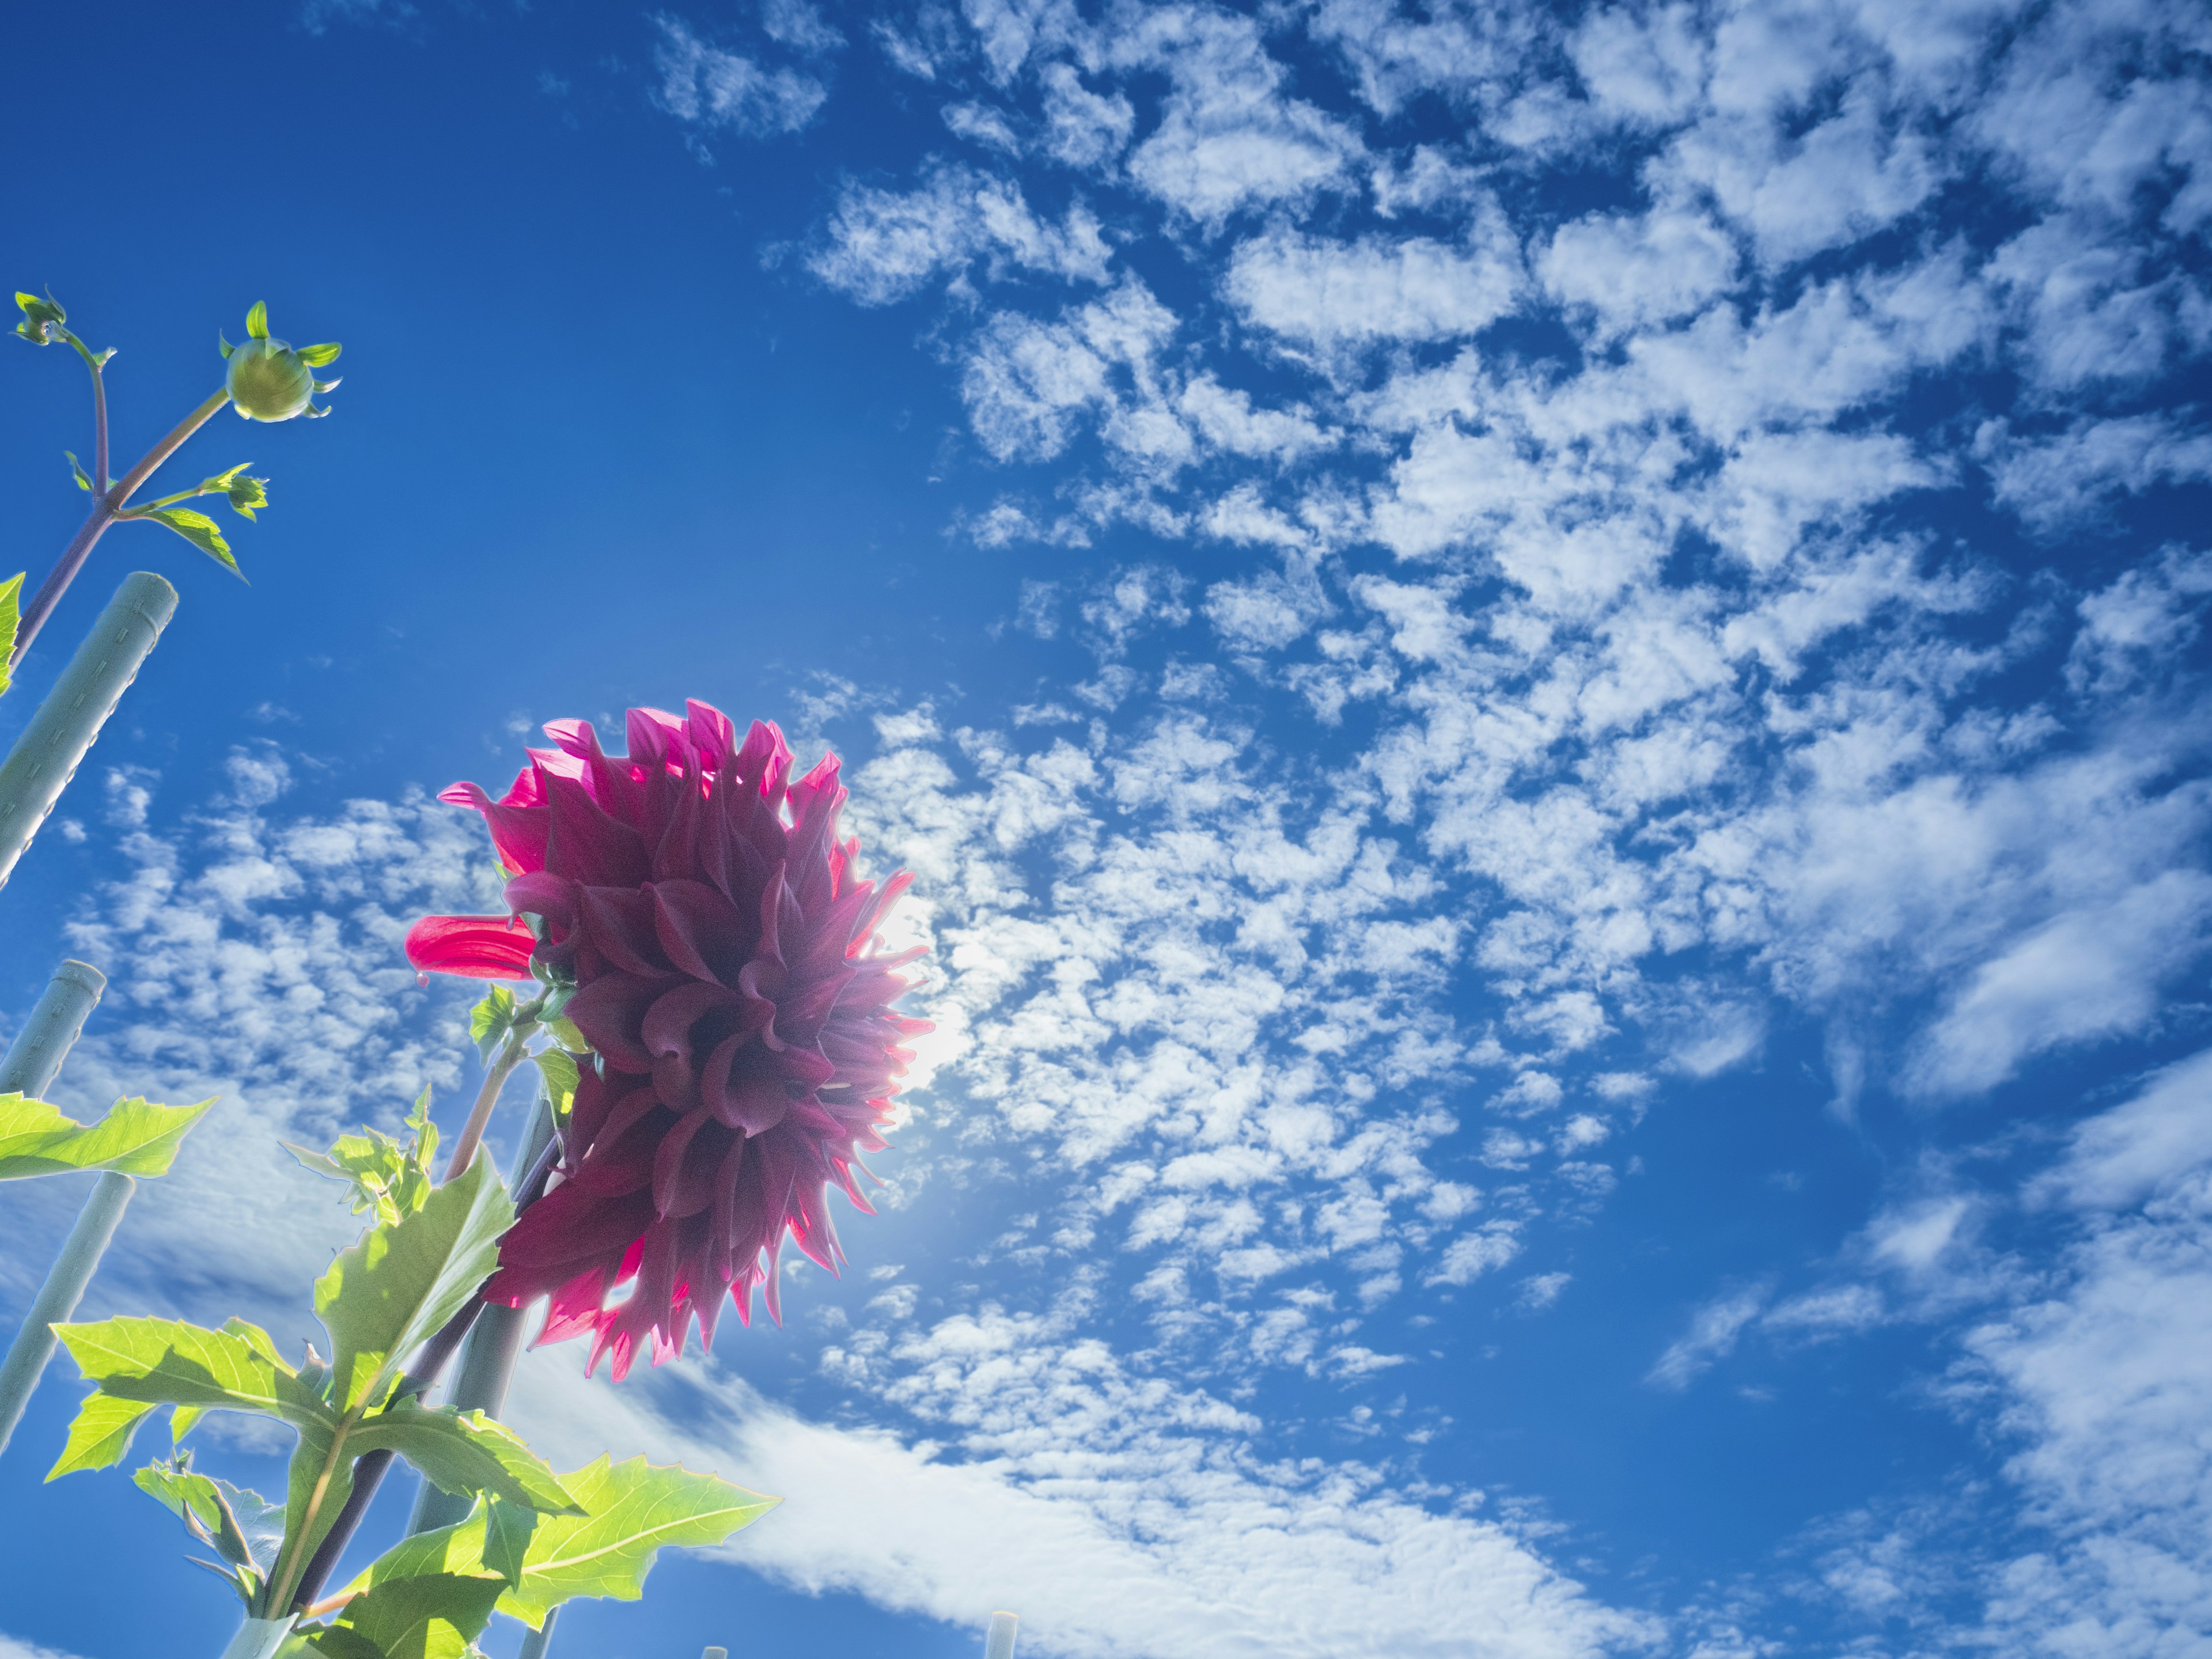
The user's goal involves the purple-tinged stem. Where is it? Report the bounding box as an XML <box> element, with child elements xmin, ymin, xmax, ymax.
<box><xmin>10</xmin><ymin>387</ymin><xmax>228</xmax><ymax>668</ymax></box>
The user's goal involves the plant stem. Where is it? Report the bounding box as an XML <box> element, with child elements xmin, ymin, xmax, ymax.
<box><xmin>10</xmin><ymin>387</ymin><xmax>227</xmax><ymax>667</ymax></box>
<box><xmin>79</xmin><ymin>342</ymin><xmax>109</xmax><ymax>495</ymax></box>
<box><xmin>444</xmin><ymin>1028</ymin><xmax>532</xmax><ymax>1181</ymax></box>
<box><xmin>290</xmin><ymin>1100</ymin><xmax>566</xmax><ymax>1618</ymax></box>
<box><xmin>277</xmin><ymin>1294</ymin><xmax>489</xmax><ymax>1616</ymax></box>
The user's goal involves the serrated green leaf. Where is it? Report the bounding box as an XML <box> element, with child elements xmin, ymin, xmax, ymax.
<box><xmin>134</xmin><ymin>1455</ymin><xmax>284</xmax><ymax>1589</ymax></box>
<box><xmin>66</xmin><ymin>450</ymin><xmax>92</xmax><ymax>491</ymax></box>
<box><xmin>312</xmin><ymin>1572</ymin><xmax>505</xmax><ymax>1659</ymax></box>
<box><xmin>315</xmin><ymin>1153</ymin><xmax>512</xmax><ymax>1412</ymax></box>
<box><xmin>172</xmin><ymin>1403</ymin><xmax>204</xmax><ymax>1444</ymax></box>
<box><xmin>499</xmin><ymin>1457</ymin><xmax>778</xmax><ymax>1630</ymax></box>
<box><xmin>51</xmin><ymin>1316</ymin><xmax>328</xmax><ymax>1429</ymax></box>
<box><xmin>246</xmin><ymin>301</ymin><xmax>268</xmax><ymax>340</ymax></box>
<box><xmin>48</xmin><ymin>1393</ymin><xmax>158</xmax><ymax>1478</ymax></box>
<box><xmin>343</xmin><ymin>1496</ymin><xmax>536</xmax><ymax>1598</ymax></box>
<box><xmin>348</xmin><ymin>1401</ymin><xmax>580</xmax><ymax>1517</ymax></box>
<box><xmin>541</xmin><ymin>1014</ymin><xmax>586</xmax><ymax>1053</ymax></box>
<box><xmin>298</xmin><ymin>343</ymin><xmax>342</xmax><ymax>368</ymax></box>
<box><xmin>0</xmin><ymin>1092</ymin><xmax>215</xmax><ymax>1180</ymax></box>
<box><xmin>146</xmin><ymin>506</ymin><xmax>243</xmax><ymax>578</ymax></box>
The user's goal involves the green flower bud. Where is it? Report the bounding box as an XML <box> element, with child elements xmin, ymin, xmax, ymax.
<box><xmin>219</xmin><ymin>302</ymin><xmax>342</xmax><ymax>422</ymax></box>
<box><xmin>226</xmin><ymin>336</ymin><xmax>317</xmax><ymax>422</ymax></box>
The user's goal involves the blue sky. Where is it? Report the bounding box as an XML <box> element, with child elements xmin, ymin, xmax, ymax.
<box><xmin>2</xmin><ymin>0</ymin><xmax>2210</xmax><ymax>1655</ymax></box>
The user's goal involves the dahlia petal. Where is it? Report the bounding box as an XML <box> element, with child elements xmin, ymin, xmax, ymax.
<box><xmin>436</xmin><ymin>780</ymin><xmax>551</xmax><ymax>875</ymax></box>
<box><xmin>503</xmin><ymin>870</ymin><xmax>578</xmax><ymax>934</ymax></box>
<box><xmin>701</xmin><ymin>1032</ymin><xmax>791</xmax><ymax>1135</ymax></box>
<box><xmin>565</xmin><ymin>972</ymin><xmax>671</xmax><ymax>1071</ymax></box>
<box><xmin>686</xmin><ymin>701</ymin><xmax>740</xmax><ymax>773</ymax></box>
<box><xmin>404</xmin><ymin>914</ymin><xmax>537</xmax><ymax>979</ymax></box>
<box><xmin>652</xmin><ymin>878</ymin><xmax>750</xmax><ymax>984</ymax></box>
<box><xmin>650</xmin><ymin>1109</ymin><xmax>721</xmax><ymax>1218</ymax></box>
<box><xmin>625</xmin><ymin>706</ymin><xmax>688</xmax><ymax>774</ymax></box>
<box><xmin>577</xmin><ymin>885</ymin><xmax>666</xmax><ymax>976</ymax></box>
<box><xmin>641</xmin><ymin>980</ymin><xmax>741</xmax><ymax>1065</ymax></box>
<box><xmin>544</xmin><ymin>773</ymin><xmax>650</xmax><ymax>887</ymax></box>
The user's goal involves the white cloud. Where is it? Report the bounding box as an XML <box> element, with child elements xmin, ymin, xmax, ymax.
<box><xmin>1648</xmin><ymin>1284</ymin><xmax>1771</xmax><ymax>1388</ymax></box>
<box><xmin>1109</xmin><ymin>7</ymin><xmax>1365</xmax><ymax>228</ymax></box>
<box><xmin>1907</xmin><ymin>870</ymin><xmax>2212</xmax><ymax>1096</ymax></box>
<box><xmin>809</xmin><ymin>162</ymin><xmax>1111</xmax><ymax>305</ymax></box>
<box><xmin>1541</xmin><ymin>209</ymin><xmax>1737</xmax><ymax>336</ymax></box>
<box><xmin>1983</xmin><ymin>415</ymin><xmax>2212</xmax><ymax>535</ymax></box>
<box><xmin>1226</xmin><ymin>223</ymin><xmax>1521</xmax><ymax>354</ymax></box>
<box><xmin>654</xmin><ymin>16</ymin><xmax>827</xmax><ymax>137</ymax></box>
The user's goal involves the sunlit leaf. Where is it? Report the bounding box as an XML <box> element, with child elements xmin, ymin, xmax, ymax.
<box><xmin>146</xmin><ymin>506</ymin><xmax>243</xmax><ymax>578</ymax></box>
<box><xmin>314</xmin><ymin>1153</ymin><xmax>512</xmax><ymax>1411</ymax></box>
<box><xmin>0</xmin><ymin>1093</ymin><xmax>214</xmax><ymax>1181</ymax></box>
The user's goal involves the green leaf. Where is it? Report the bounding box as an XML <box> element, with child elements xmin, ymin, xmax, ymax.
<box><xmin>0</xmin><ymin>1092</ymin><xmax>215</xmax><ymax>1180</ymax></box>
<box><xmin>309</xmin><ymin>1573</ymin><xmax>507</xmax><ymax>1659</ymax></box>
<box><xmin>66</xmin><ymin>450</ymin><xmax>92</xmax><ymax>491</ymax></box>
<box><xmin>500</xmin><ymin>1457</ymin><xmax>778</xmax><ymax>1630</ymax></box>
<box><xmin>146</xmin><ymin>506</ymin><xmax>243</xmax><ymax>578</ymax></box>
<box><xmin>48</xmin><ymin>1394</ymin><xmax>157</xmax><ymax>1478</ymax></box>
<box><xmin>314</xmin><ymin>1152</ymin><xmax>513</xmax><ymax>1412</ymax></box>
<box><xmin>298</xmin><ymin>343</ymin><xmax>342</xmax><ymax>368</ymax></box>
<box><xmin>468</xmin><ymin>987</ymin><xmax>515</xmax><ymax>1063</ymax></box>
<box><xmin>134</xmin><ymin>1454</ymin><xmax>286</xmax><ymax>1592</ymax></box>
<box><xmin>347</xmin><ymin>1400</ymin><xmax>581</xmax><ymax>1517</ymax></box>
<box><xmin>171</xmin><ymin>1404</ymin><xmax>205</xmax><ymax>1444</ymax></box>
<box><xmin>246</xmin><ymin>301</ymin><xmax>269</xmax><ymax>340</ymax></box>
<box><xmin>50</xmin><ymin>1316</ymin><xmax>328</xmax><ymax>1431</ymax></box>
<box><xmin>285</xmin><ymin>1092</ymin><xmax>440</xmax><ymax>1226</ymax></box>
<box><xmin>0</xmin><ymin>572</ymin><xmax>21</xmax><ymax>699</ymax></box>
<box><xmin>533</xmin><ymin>1050</ymin><xmax>579</xmax><ymax>1119</ymax></box>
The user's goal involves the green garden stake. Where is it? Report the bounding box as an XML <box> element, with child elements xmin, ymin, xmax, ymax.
<box><xmin>0</xmin><ymin>959</ymin><xmax>112</xmax><ymax>1456</ymax></box>
<box><xmin>0</xmin><ymin>572</ymin><xmax>175</xmax><ymax>891</ymax></box>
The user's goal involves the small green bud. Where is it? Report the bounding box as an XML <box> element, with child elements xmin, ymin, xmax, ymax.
<box><xmin>221</xmin><ymin>304</ymin><xmax>341</xmax><ymax>422</ymax></box>
<box><xmin>13</xmin><ymin>289</ymin><xmax>65</xmax><ymax>345</ymax></box>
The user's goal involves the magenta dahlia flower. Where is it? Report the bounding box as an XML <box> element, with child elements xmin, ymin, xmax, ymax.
<box><xmin>406</xmin><ymin>702</ymin><xmax>928</xmax><ymax>1379</ymax></box>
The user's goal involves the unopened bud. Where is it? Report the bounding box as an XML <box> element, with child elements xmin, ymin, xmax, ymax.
<box><xmin>219</xmin><ymin>302</ymin><xmax>342</xmax><ymax>422</ymax></box>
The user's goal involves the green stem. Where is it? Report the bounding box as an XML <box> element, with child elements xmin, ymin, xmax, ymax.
<box><xmin>443</xmin><ymin>1022</ymin><xmax>537</xmax><ymax>1181</ymax></box>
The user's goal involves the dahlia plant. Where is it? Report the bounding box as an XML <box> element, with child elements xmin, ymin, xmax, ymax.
<box><xmin>11</xmin><ymin>703</ymin><xmax>928</xmax><ymax>1659</ymax></box>
<box><xmin>0</xmin><ymin>282</ymin><xmax>934</xmax><ymax>1659</ymax></box>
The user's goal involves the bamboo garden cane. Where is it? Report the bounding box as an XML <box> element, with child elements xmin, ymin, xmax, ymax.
<box><xmin>0</xmin><ymin>959</ymin><xmax>111</xmax><ymax>1455</ymax></box>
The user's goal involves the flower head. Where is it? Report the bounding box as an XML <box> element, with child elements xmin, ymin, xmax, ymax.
<box><xmin>407</xmin><ymin>701</ymin><xmax>929</xmax><ymax>1378</ymax></box>
<box><xmin>222</xmin><ymin>301</ymin><xmax>341</xmax><ymax>422</ymax></box>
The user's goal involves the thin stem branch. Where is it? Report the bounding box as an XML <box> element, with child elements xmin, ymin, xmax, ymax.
<box><xmin>108</xmin><ymin>387</ymin><xmax>230</xmax><ymax>506</ymax></box>
<box><xmin>78</xmin><ymin>340</ymin><xmax>110</xmax><ymax>495</ymax></box>
<box><xmin>10</xmin><ymin>386</ymin><xmax>230</xmax><ymax>668</ymax></box>
<box><xmin>444</xmin><ymin>1028</ymin><xmax>532</xmax><ymax>1181</ymax></box>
